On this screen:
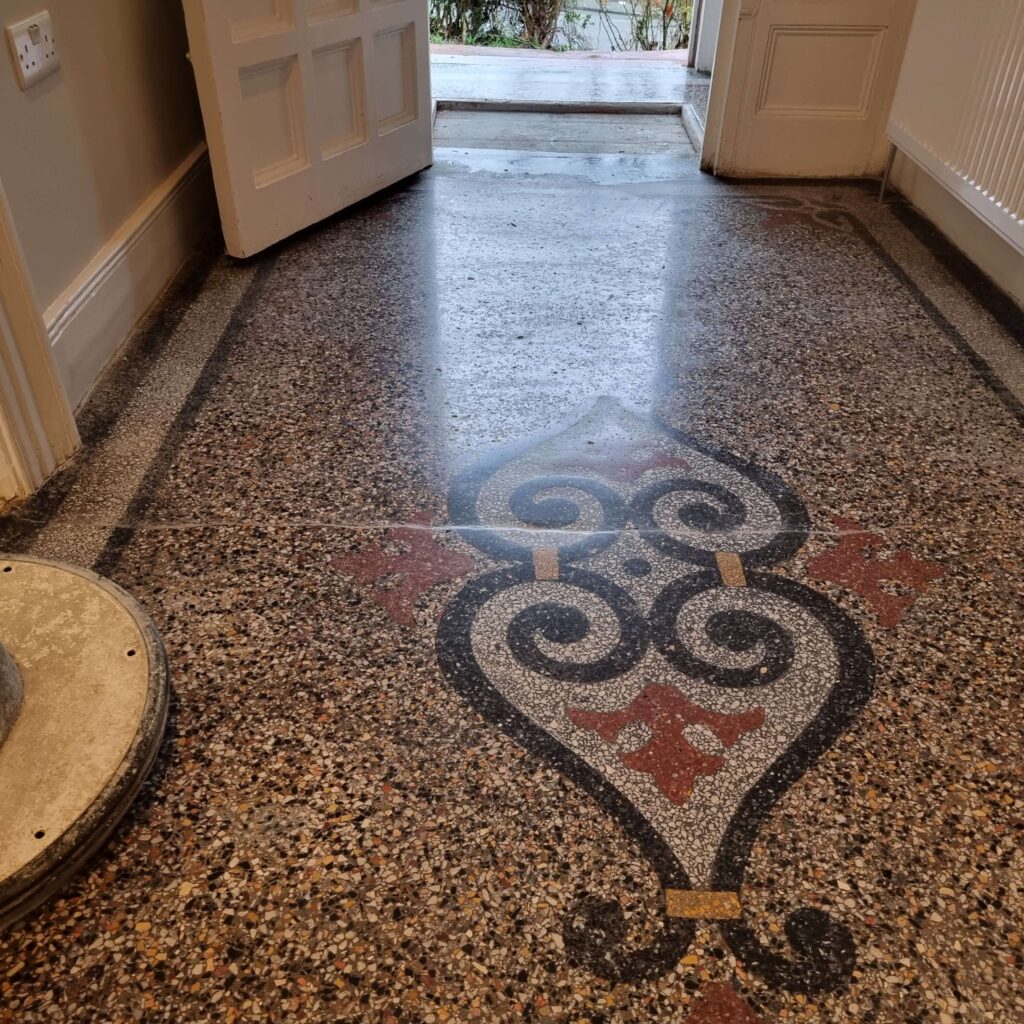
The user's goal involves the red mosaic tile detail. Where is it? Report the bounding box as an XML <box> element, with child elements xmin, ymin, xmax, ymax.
<box><xmin>758</xmin><ymin>206</ymin><xmax>811</xmax><ymax>232</ymax></box>
<box><xmin>751</xmin><ymin>196</ymin><xmax>851</xmax><ymax>234</ymax></box>
<box><xmin>331</xmin><ymin>511</ymin><xmax>476</xmax><ymax>626</ymax></box>
<box><xmin>567</xmin><ymin>685</ymin><xmax>765</xmax><ymax>805</ymax></box>
<box><xmin>808</xmin><ymin>516</ymin><xmax>946</xmax><ymax>628</ymax></box>
<box><xmin>687</xmin><ymin>984</ymin><xmax>765</xmax><ymax>1024</ymax></box>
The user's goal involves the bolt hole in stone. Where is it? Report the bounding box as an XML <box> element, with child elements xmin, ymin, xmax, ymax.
<box><xmin>2</xmin><ymin>565</ymin><xmax>11</xmax><ymax>573</ymax></box>
<box><xmin>126</xmin><ymin>649</ymin><xmax>136</xmax><ymax>657</ymax></box>
<box><xmin>34</xmin><ymin>830</ymin><xmax>45</xmax><ymax>839</ymax></box>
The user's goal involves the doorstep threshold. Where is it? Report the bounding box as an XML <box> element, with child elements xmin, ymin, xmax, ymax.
<box><xmin>433</xmin><ymin>98</ymin><xmax>685</xmax><ymax>117</ymax></box>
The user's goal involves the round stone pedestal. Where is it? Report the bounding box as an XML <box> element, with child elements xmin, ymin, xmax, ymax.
<box><xmin>0</xmin><ymin>556</ymin><xmax>168</xmax><ymax>927</ymax></box>
<box><xmin>0</xmin><ymin>640</ymin><xmax>22</xmax><ymax>747</ymax></box>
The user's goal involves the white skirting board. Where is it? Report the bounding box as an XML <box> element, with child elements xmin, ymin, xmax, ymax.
<box><xmin>892</xmin><ymin>153</ymin><xmax>1024</xmax><ymax>312</ymax></box>
<box><xmin>44</xmin><ymin>144</ymin><xmax>216</xmax><ymax>409</ymax></box>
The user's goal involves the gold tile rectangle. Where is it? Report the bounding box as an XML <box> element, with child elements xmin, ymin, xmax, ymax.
<box><xmin>665</xmin><ymin>889</ymin><xmax>742</xmax><ymax>919</ymax></box>
<box><xmin>715</xmin><ymin>551</ymin><xmax>746</xmax><ymax>588</ymax></box>
<box><xmin>533</xmin><ymin>549</ymin><xmax>559</xmax><ymax>580</ymax></box>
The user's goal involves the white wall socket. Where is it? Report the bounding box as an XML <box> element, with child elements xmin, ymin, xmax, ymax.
<box><xmin>6</xmin><ymin>11</ymin><xmax>60</xmax><ymax>91</ymax></box>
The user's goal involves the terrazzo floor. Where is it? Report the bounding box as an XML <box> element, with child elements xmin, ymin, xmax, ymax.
<box><xmin>1</xmin><ymin>121</ymin><xmax>1023</xmax><ymax>1024</ymax></box>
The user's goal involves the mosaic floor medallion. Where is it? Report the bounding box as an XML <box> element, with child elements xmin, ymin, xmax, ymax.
<box><xmin>437</xmin><ymin>399</ymin><xmax>875</xmax><ymax>994</ymax></box>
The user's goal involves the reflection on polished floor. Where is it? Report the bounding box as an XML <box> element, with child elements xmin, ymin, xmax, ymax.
<box><xmin>1</xmin><ymin>74</ymin><xmax>1023</xmax><ymax>1024</ymax></box>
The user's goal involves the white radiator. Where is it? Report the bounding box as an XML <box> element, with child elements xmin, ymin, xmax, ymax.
<box><xmin>887</xmin><ymin>0</ymin><xmax>1024</xmax><ymax>255</ymax></box>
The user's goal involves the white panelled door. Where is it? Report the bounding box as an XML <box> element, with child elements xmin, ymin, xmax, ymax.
<box><xmin>182</xmin><ymin>0</ymin><xmax>432</xmax><ymax>257</ymax></box>
<box><xmin>704</xmin><ymin>0</ymin><xmax>915</xmax><ymax>178</ymax></box>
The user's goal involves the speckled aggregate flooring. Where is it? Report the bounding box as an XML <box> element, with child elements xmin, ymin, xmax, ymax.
<box><xmin>1</xmin><ymin>127</ymin><xmax>1023</xmax><ymax>1024</ymax></box>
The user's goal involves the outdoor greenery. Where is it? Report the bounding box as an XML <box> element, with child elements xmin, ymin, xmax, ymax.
<box><xmin>429</xmin><ymin>0</ymin><xmax>691</xmax><ymax>51</ymax></box>
<box><xmin>429</xmin><ymin>0</ymin><xmax>579</xmax><ymax>49</ymax></box>
<box><xmin>598</xmin><ymin>0</ymin><xmax>692</xmax><ymax>51</ymax></box>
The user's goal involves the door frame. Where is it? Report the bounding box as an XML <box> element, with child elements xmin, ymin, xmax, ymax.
<box><xmin>0</xmin><ymin>178</ymin><xmax>79</xmax><ymax>507</ymax></box>
<box><xmin>699</xmin><ymin>0</ymin><xmax>745</xmax><ymax>173</ymax></box>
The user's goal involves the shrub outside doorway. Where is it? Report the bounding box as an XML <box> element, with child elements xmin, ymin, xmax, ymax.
<box><xmin>429</xmin><ymin>0</ymin><xmax>694</xmax><ymax>53</ymax></box>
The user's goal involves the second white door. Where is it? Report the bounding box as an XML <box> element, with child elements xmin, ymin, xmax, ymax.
<box><xmin>704</xmin><ymin>0</ymin><xmax>915</xmax><ymax>178</ymax></box>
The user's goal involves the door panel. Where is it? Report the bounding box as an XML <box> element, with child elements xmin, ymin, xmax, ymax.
<box><xmin>183</xmin><ymin>0</ymin><xmax>432</xmax><ymax>257</ymax></box>
<box><xmin>705</xmin><ymin>0</ymin><xmax>915</xmax><ymax>178</ymax></box>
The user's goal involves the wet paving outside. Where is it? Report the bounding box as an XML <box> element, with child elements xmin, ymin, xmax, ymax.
<box><xmin>0</xmin><ymin>57</ymin><xmax>1023</xmax><ymax>1024</ymax></box>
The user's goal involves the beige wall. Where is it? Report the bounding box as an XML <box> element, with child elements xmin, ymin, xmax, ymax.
<box><xmin>0</xmin><ymin>0</ymin><xmax>204</xmax><ymax>310</ymax></box>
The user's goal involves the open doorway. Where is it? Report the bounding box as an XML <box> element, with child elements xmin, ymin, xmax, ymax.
<box><xmin>176</xmin><ymin>0</ymin><xmax>915</xmax><ymax>261</ymax></box>
<box><xmin>428</xmin><ymin>0</ymin><xmax>716</xmax><ymax>160</ymax></box>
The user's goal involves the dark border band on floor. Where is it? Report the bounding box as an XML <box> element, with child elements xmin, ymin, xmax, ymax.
<box><xmin>0</xmin><ymin>238</ymin><xmax>222</xmax><ymax>555</ymax></box>
<box><xmin>887</xmin><ymin>197</ymin><xmax>1024</xmax><ymax>353</ymax></box>
<box><xmin>91</xmin><ymin>258</ymin><xmax>279</xmax><ymax>578</ymax></box>
<box><xmin>850</xmin><ymin>203</ymin><xmax>1024</xmax><ymax>429</ymax></box>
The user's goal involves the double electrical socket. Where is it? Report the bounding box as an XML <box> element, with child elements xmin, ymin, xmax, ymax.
<box><xmin>6</xmin><ymin>11</ymin><xmax>60</xmax><ymax>91</ymax></box>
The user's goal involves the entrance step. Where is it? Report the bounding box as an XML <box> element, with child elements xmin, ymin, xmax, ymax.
<box><xmin>433</xmin><ymin>109</ymin><xmax>695</xmax><ymax>155</ymax></box>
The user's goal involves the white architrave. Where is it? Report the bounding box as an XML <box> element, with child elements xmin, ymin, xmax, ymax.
<box><xmin>0</xmin><ymin>180</ymin><xmax>79</xmax><ymax>507</ymax></box>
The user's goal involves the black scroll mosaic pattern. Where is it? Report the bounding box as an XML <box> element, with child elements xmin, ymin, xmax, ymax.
<box><xmin>437</xmin><ymin>408</ymin><xmax>874</xmax><ymax>993</ymax></box>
